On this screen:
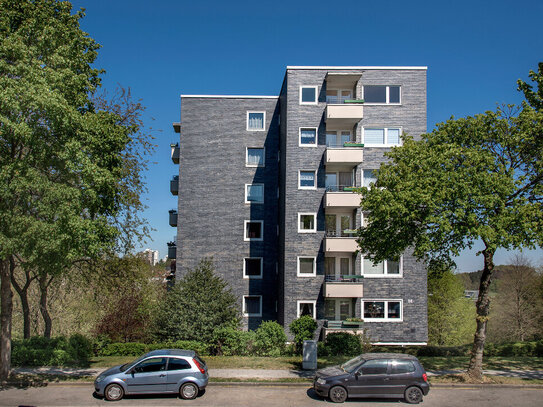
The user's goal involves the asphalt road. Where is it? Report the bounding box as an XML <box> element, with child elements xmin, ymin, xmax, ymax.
<box><xmin>0</xmin><ymin>384</ymin><xmax>542</xmax><ymax>407</ymax></box>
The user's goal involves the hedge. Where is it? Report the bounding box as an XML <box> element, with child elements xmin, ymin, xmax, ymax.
<box><xmin>12</xmin><ymin>334</ymin><xmax>92</xmax><ymax>367</ymax></box>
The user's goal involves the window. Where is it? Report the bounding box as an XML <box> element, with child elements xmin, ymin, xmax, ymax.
<box><xmin>298</xmin><ymin>213</ymin><xmax>316</xmax><ymax>233</ymax></box>
<box><xmin>362</xmin><ymin>257</ymin><xmax>402</xmax><ymax>277</ymax></box>
<box><xmin>244</xmin><ymin>257</ymin><xmax>263</xmax><ymax>279</ymax></box>
<box><xmin>362</xmin><ymin>169</ymin><xmax>377</xmax><ymax>188</ymax></box>
<box><xmin>167</xmin><ymin>358</ymin><xmax>191</xmax><ymax>371</ymax></box>
<box><xmin>363</xmin><ymin>85</ymin><xmax>401</xmax><ymax>104</ymax></box>
<box><xmin>134</xmin><ymin>357</ymin><xmax>167</xmax><ymax>373</ymax></box>
<box><xmin>299</xmin><ymin>170</ymin><xmax>316</xmax><ymax>189</ymax></box>
<box><xmin>325</xmin><ymin>256</ymin><xmax>352</xmax><ymax>280</ymax></box>
<box><xmin>300</xmin><ymin>86</ymin><xmax>318</xmax><ymax>104</ymax></box>
<box><xmin>326</xmin><ymin>89</ymin><xmax>353</xmax><ymax>104</ymax></box>
<box><xmin>244</xmin><ymin>220</ymin><xmax>263</xmax><ymax>241</ymax></box>
<box><xmin>246</xmin><ymin>148</ymin><xmax>265</xmax><ymax>167</ymax></box>
<box><xmin>363</xmin><ymin>127</ymin><xmax>402</xmax><ymax>146</ymax></box>
<box><xmin>297</xmin><ymin>300</ymin><xmax>316</xmax><ymax>318</ymax></box>
<box><xmin>243</xmin><ymin>296</ymin><xmax>262</xmax><ymax>317</ymax></box>
<box><xmin>247</xmin><ymin>112</ymin><xmax>265</xmax><ymax>131</ymax></box>
<box><xmin>245</xmin><ymin>184</ymin><xmax>264</xmax><ymax>203</ymax></box>
<box><xmin>363</xmin><ymin>300</ymin><xmax>402</xmax><ymax>321</ymax></box>
<box><xmin>390</xmin><ymin>360</ymin><xmax>416</xmax><ymax>374</ymax></box>
<box><xmin>297</xmin><ymin>256</ymin><xmax>316</xmax><ymax>277</ymax></box>
<box><xmin>358</xmin><ymin>359</ymin><xmax>388</xmax><ymax>375</ymax></box>
<box><xmin>299</xmin><ymin>127</ymin><xmax>317</xmax><ymax>146</ymax></box>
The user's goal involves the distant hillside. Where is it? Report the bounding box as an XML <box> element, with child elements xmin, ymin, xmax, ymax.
<box><xmin>455</xmin><ymin>265</ymin><xmax>534</xmax><ymax>291</ymax></box>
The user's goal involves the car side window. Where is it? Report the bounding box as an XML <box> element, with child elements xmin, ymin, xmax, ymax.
<box><xmin>358</xmin><ymin>359</ymin><xmax>388</xmax><ymax>375</ymax></box>
<box><xmin>134</xmin><ymin>357</ymin><xmax>167</xmax><ymax>373</ymax></box>
<box><xmin>167</xmin><ymin>358</ymin><xmax>191</xmax><ymax>371</ymax></box>
<box><xmin>390</xmin><ymin>360</ymin><xmax>416</xmax><ymax>374</ymax></box>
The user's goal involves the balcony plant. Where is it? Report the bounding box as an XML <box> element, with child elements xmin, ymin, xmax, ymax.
<box><xmin>343</xmin><ymin>318</ymin><xmax>364</xmax><ymax>327</ymax></box>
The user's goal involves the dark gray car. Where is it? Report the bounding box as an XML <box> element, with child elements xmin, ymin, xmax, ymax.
<box><xmin>313</xmin><ymin>353</ymin><xmax>429</xmax><ymax>404</ymax></box>
<box><xmin>94</xmin><ymin>349</ymin><xmax>208</xmax><ymax>401</ymax></box>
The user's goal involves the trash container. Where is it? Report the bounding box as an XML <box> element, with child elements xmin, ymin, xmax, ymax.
<box><xmin>302</xmin><ymin>340</ymin><xmax>317</xmax><ymax>370</ymax></box>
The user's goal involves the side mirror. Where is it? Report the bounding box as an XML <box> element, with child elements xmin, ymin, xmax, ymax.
<box><xmin>354</xmin><ymin>371</ymin><xmax>361</xmax><ymax>378</ymax></box>
<box><xmin>127</xmin><ymin>367</ymin><xmax>135</xmax><ymax>375</ymax></box>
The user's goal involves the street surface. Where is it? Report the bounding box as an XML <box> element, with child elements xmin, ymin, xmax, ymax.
<box><xmin>1</xmin><ymin>384</ymin><xmax>543</xmax><ymax>407</ymax></box>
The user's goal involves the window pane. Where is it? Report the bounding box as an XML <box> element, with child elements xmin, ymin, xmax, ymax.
<box><xmin>246</xmin><ymin>222</ymin><xmax>262</xmax><ymax>239</ymax></box>
<box><xmin>245</xmin><ymin>297</ymin><xmax>260</xmax><ymax>314</ymax></box>
<box><xmin>135</xmin><ymin>358</ymin><xmax>167</xmax><ymax>373</ymax></box>
<box><xmin>245</xmin><ymin>258</ymin><xmax>262</xmax><ymax>276</ymax></box>
<box><xmin>326</xmin><ymin>90</ymin><xmax>338</xmax><ymax>104</ymax></box>
<box><xmin>299</xmin><ymin>258</ymin><xmax>314</xmax><ymax>274</ymax></box>
<box><xmin>339</xmin><ymin>172</ymin><xmax>352</xmax><ymax>189</ymax></box>
<box><xmin>340</xmin><ymin>131</ymin><xmax>352</xmax><ymax>144</ymax></box>
<box><xmin>364</xmin><ymin>128</ymin><xmax>385</xmax><ymax>145</ymax></box>
<box><xmin>339</xmin><ymin>300</ymin><xmax>351</xmax><ymax>320</ymax></box>
<box><xmin>300</xmin><ymin>128</ymin><xmax>316</xmax><ymax>145</ymax></box>
<box><xmin>301</xmin><ymin>87</ymin><xmax>316</xmax><ymax>103</ymax></box>
<box><xmin>326</xmin><ymin>132</ymin><xmax>337</xmax><ymax>147</ymax></box>
<box><xmin>364</xmin><ymin>86</ymin><xmax>386</xmax><ymax>103</ymax></box>
<box><xmin>388</xmin><ymin>128</ymin><xmax>400</xmax><ymax>145</ymax></box>
<box><xmin>324</xmin><ymin>299</ymin><xmax>336</xmax><ymax>319</ymax></box>
<box><xmin>390</xmin><ymin>360</ymin><xmax>415</xmax><ymax>374</ymax></box>
<box><xmin>167</xmin><ymin>358</ymin><xmax>191</xmax><ymax>371</ymax></box>
<box><xmin>363</xmin><ymin>169</ymin><xmax>377</xmax><ymax>187</ymax></box>
<box><xmin>247</xmin><ymin>148</ymin><xmax>264</xmax><ymax>166</ymax></box>
<box><xmin>388</xmin><ymin>302</ymin><xmax>401</xmax><ymax>319</ymax></box>
<box><xmin>387</xmin><ymin>260</ymin><xmax>400</xmax><ymax>275</ymax></box>
<box><xmin>248</xmin><ymin>112</ymin><xmax>264</xmax><ymax>130</ymax></box>
<box><xmin>389</xmin><ymin>86</ymin><xmax>400</xmax><ymax>103</ymax></box>
<box><xmin>247</xmin><ymin>184</ymin><xmax>264</xmax><ymax>202</ymax></box>
<box><xmin>300</xmin><ymin>214</ymin><xmax>315</xmax><ymax>230</ymax></box>
<box><xmin>340</xmin><ymin>215</ymin><xmax>351</xmax><ymax>236</ymax></box>
<box><xmin>299</xmin><ymin>302</ymin><xmax>314</xmax><ymax>317</ymax></box>
<box><xmin>340</xmin><ymin>258</ymin><xmax>350</xmax><ymax>275</ymax></box>
<box><xmin>364</xmin><ymin>301</ymin><xmax>385</xmax><ymax>318</ymax></box>
<box><xmin>325</xmin><ymin>214</ymin><xmax>336</xmax><ymax>236</ymax></box>
<box><xmin>360</xmin><ymin>359</ymin><xmax>388</xmax><ymax>375</ymax></box>
<box><xmin>325</xmin><ymin>173</ymin><xmax>337</xmax><ymax>191</ymax></box>
<box><xmin>300</xmin><ymin>171</ymin><xmax>315</xmax><ymax>187</ymax></box>
<box><xmin>364</xmin><ymin>258</ymin><xmax>384</xmax><ymax>275</ymax></box>
<box><xmin>325</xmin><ymin>257</ymin><xmax>335</xmax><ymax>276</ymax></box>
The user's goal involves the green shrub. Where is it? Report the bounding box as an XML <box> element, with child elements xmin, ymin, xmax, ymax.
<box><xmin>289</xmin><ymin>315</ymin><xmax>317</xmax><ymax>354</ymax></box>
<box><xmin>483</xmin><ymin>341</ymin><xmax>543</xmax><ymax>357</ymax></box>
<box><xmin>416</xmin><ymin>345</ymin><xmax>467</xmax><ymax>357</ymax></box>
<box><xmin>11</xmin><ymin>335</ymin><xmax>93</xmax><ymax>366</ymax></box>
<box><xmin>211</xmin><ymin>327</ymin><xmax>256</xmax><ymax>356</ymax></box>
<box><xmin>68</xmin><ymin>334</ymin><xmax>93</xmax><ymax>363</ymax></box>
<box><xmin>324</xmin><ymin>332</ymin><xmax>363</xmax><ymax>356</ymax></box>
<box><xmin>254</xmin><ymin>321</ymin><xmax>287</xmax><ymax>356</ymax></box>
<box><xmin>317</xmin><ymin>341</ymin><xmax>329</xmax><ymax>357</ymax></box>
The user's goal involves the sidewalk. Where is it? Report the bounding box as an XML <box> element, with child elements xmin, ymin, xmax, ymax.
<box><xmin>12</xmin><ymin>367</ymin><xmax>543</xmax><ymax>380</ymax></box>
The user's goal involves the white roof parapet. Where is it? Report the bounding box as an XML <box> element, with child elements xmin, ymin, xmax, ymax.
<box><xmin>287</xmin><ymin>66</ymin><xmax>427</xmax><ymax>70</ymax></box>
<box><xmin>180</xmin><ymin>95</ymin><xmax>279</xmax><ymax>99</ymax></box>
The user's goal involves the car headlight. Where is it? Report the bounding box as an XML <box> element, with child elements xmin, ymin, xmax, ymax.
<box><xmin>95</xmin><ymin>375</ymin><xmax>105</xmax><ymax>383</ymax></box>
<box><xmin>316</xmin><ymin>378</ymin><xmax>326</xmax><ymax>385</ymax></box>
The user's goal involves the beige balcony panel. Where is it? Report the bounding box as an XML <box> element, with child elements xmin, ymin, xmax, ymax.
<box><xmin>325</xmin><ymin>237</ymin><xmax>359</xmax><ymax>252</ymax></box>
<box><xmin>324</xmin><ymin>282</ymin><xmax>363</xmax><ymax>298</ymax></box>
<box><xmin>325</xmin><ymin>148</ymin><xmax>363</xmax><ymax>165</ymax></box>
<box><xmin>326</xmin><ymin>105</ymin><xmax>363</xmax><ymax>126</ymax></box>
<box><xmin>325</xmin><ymin>192</ymin><xmax>361</xmax><ymax>208</ymax></box>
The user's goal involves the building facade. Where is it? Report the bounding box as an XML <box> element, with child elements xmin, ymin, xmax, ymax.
<box><xmin>169</xmin><ymin>66</ymin><xmax>428</xmax><ymax>344</ymax></box>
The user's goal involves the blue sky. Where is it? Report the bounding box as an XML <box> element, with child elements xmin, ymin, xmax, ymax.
<box><xmin>71</xmin><ymin>0</ymin><xmax>542</xmax><ymax>272</ymax></box>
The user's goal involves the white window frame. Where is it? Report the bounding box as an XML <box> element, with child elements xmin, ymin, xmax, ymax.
<box><xmin>298</xmin><ymin>170</ymin><xmax>317</xmax><ymax>190</ymax></box>
<box><xmin>362</xmin><ymin>256</ymin><xmax>403</xmax><ymax>278</ymax></box>
<box><xmin>363</xmin><ymin>127</ymin><xmax>402</xmax><ymax>147</ymax></box>
<box><xmin>245</xmin><ymin>183</ymin><xmax>264</xmax><ymax>204</ymax></box>
<box><xmin>362</xmin><ymin>299</ymin><xmax>403</xmax><ymax>322</ymax></box>
<box><xmin>362</xmin><ymin>85</ymin><xmax>401</xmax><ymax>105</ymax></box>
<box><xmin>246</xmin><ymin>147</ymin><xmax>265</xmax><ymax>167</ymax></box>
<box><xmin>298</xmin><ymin>212</ymin><xmax>317</xmax><ymax>233</ymax></box>
<box><xmin>243</xmin><ymin>295</ymin><xmax>262</xmax><ymax>317</ymax></box>
<box><xmin>297</xmin><ymin>300</ymin><xmax>317</xmax><ymax>319</ymax></box>
<box><xmin>299</xmin><ymin>127</ymin><xmax>318</xmax><ymax>147</ymax></box>
<box><xmin>299</xmin><ymin>85</ymin><xmax>319</xmax><ymax>105</ymax></box>
<box><xmin>246</xmin><ymin>111</ymin><xmax>266</xmax><ymax>131</ymax></box>
<box><xmin>297</xmin><ymin>256</ymin><xmax>317</xmax><ymax>277</ymax></box>
<box><xmin>243</xmin><ymin>257</ymin><xmax>263</xmax><ymax>279</ymax></box>
<box><xmin>244</xmin><ymin>220</ymin><xmax>264</xmax><ymax>241</ymax></box>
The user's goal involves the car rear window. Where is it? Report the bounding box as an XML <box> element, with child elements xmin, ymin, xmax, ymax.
<box><xmin>167</xmin><ymin>358</ymin><xmax>191</xmax><ymax>371</ymax></box>
<box><xmin>390</xmin><ymin>360</ymin><xmax>416</xmax><ymax>374</ymax></box>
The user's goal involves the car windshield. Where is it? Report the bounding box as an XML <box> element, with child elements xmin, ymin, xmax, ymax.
<box><xmin>340</xmin><ymin>355</ymin><xmax>365</xmax><ymax>373</ymax></box>
<box><xmin>120</xmin><ymin>355</ymin><xmax>147</xmax><ymax>372</ymax></box>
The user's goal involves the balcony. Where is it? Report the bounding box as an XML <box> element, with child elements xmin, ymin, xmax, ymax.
<box><xmin>325</xmin><ymin>144</ymin><xmax>363</xmax><ymax>166</ymax></box>
<box><xmin>170</xmin><ymin>175</ymin><xmax>178</xmax><ymax>195</ymax></box>
<box><xmin>326</xmin><ymin>103</ymin><xmax>363</xmax><ymax>126</ymax></box>
<box><xmin>324</xmin><ymin>275</ymin><xmax>363</xmax><ymax>298</ymax></box>
<box><xmin>169</xmin><ymin>209</ymin><xmax>177</xmax><ymax>227</ymax></box>
<box><xmin>171</xmin><ymin>143</ymin><xmax>179</xmax><ymax>164</ymax></box>
<box><xmin>325</xmin><ymin>230</ymin><xmax>358</xmax><ymax>252</ymax></box>
<box><xmin>167</xmin><ymin>242</ymin><xmax>176</xmax><ymax>259</ymax></box>
<box><xmin>325</xmin><ymin>185</ymin><xmax>360</xmax><ymax>209</ymax></box>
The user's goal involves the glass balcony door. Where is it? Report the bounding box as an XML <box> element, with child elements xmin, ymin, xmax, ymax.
<box><xmin>326</xmin><ymin>89</ymin><xmax>353</xmax><ymax>104</ymax></box>
<box><xmin>325</xmin><ymin>257</ymin><xmax>352</xmax><ymax>281</ymax></box>
<box><xmin>325</xmin><ymin>171</ymin><xmax>354</xmax><ymax>192</ymax></box>
<box><xmin>326</xmin><ymin>131</ymin><xmax>353</xmax><ymax>147</ymax></box>
<box><xmin>324</xmin><ymin>298</ymin><xmax>354</xmax><ymax>321</ymax></box>
<box><xmin>325</xmin><ymin>213</ymin><xmax>353</xmax><ymax>237</ymax></box>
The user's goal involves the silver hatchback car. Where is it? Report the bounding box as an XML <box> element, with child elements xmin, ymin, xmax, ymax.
<box><xmin>94</xmin><ymin>349</ymin><xmax>208</xmax><ymax>401</ymax></box>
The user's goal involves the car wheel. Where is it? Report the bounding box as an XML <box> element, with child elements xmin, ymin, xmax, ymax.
<box><xmin>404</xmin><ymin>386</ymin><xmax>423</xmax><ymax>404</ymax></box>
<box><xmin>104</xmin><ymin>383</ymin><xmax>124</xmax><ymax>401</ymax></box>
<box><xmin>329</xmin><ymin>385</ymin><xmax>348</xmax><ymax>403</ymax></box>
<box><xmin>179</xmin><ymin>382</ymin><xmax>199</xmax><ymax>400</ymax></box>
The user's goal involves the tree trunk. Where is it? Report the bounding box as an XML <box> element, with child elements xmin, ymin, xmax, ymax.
<box><xmin>0</xmin><ymin>258</ymin><xmax>14</xmax><ymax>381</ymax></box>
<box><xmin>467</xmin><ymin>247</ymin><xmax>495</xmax><ymax>380</ymax></box>
<box><xmin>38</xmin><ymin>275</ymin><xmax>53</xmax><ymax>339</ymax></box>
<box><xmin>10</xmin><ymin>261</ymin><xmax>34</xmax><ymax>339</ymax></box>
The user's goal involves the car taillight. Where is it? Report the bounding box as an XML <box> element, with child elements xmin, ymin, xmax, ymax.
<box><xmin>193</xmin><ymin>358</ymin><xmax>205</xmax><ymax>374</ymax></box>
<box><xmin>422</xmin><ymin>373</ymin><xmax>428</xmax><ymax>382</ymax></box>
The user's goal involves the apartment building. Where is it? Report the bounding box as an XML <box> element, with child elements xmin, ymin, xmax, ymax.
<box><xmin>168</xmin><ymin>66</ymin><xmax>428</xmax><ymax>344</ymax></box>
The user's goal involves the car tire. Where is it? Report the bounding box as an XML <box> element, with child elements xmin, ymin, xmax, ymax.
<box><xmin>179</xmin><ymin>382</ymin><xmax>199</xmax><ymax>400</ymax></box>
<box><xmin>104</xmin><ymin>383</ymin><xmax>124</xmax><ymax>401</ymax></box>
<box><xmin>329</xmin><ymin>385</ymin><xmax>348</xmax><ymax>403</ymax></box>
<box><xmin>404</xmin><ymin>386</ymin><xmax>423</xmax><ymax>404</ymax></box>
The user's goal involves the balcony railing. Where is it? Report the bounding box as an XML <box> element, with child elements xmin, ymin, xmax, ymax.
<box><xmin>170</xmin><ymin>143</ymin><xmax>180</xmax><ymax>164</ymax></box>
<box><xmin>326</xmin><ymin>142</ymin><xmax>364</xmax><ymax>148</ymax></box>
<box><xmin>167</xmin><ymin>242</ymin><xmax>176</xmax><ymax>259</ymax></box>
<box><xmin>169</xmin><ymin>209</ymin><xmax>177</xmax><ymax>227</ymax></box>
<box><xmin>325</xmin><ymin>229</ymin><xmax>357</xmax><ymax>238</ymax></box>
<box><xmin>325</xmin><ymin>274</ymin><xmax>364</xmax><ymax>283</ymax></box>
<box><xmin>325</xmin><ymin>185</ymin><xmax>357</xmax><ymax>192</ymax></box>
<box><xmin>170</xmin><ymin>175</ymin><xmax>179</xmax><ymax>195</ymax></box>
<box><xmin>326</xmin><ymin>97</ymin><xmax>365</xmax><ymax>104</ymax></box>
<box><xmin>324</xmin><ymin>320</ymin><xmax>364</xmax><ymax>329</ymax></box>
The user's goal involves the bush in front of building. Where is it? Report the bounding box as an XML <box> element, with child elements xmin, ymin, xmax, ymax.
<box><xmin>254</xmin><ymin>321</ymin><xmax>287</xmax><ymax>356</ymax></box>
<box><xmin>289</xmin><ymin>315</ymin><xmax>318</xmax><ymax>354</ymax></box>
<box><xmin>210</xmin><ymin>327</ymin><xmax>256</xmax><ymax>356</ymax></box>
<box><xmin>323</xmin><ymin>332</ymin><xmax>364</xmax><ymax>356</ymax></box>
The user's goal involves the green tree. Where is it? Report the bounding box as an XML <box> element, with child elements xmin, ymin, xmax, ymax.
<box><xmin>356</xmin><ymin>66</ymin><xmax>543</xmax><ymax>380</ymax></box>
<box><xmin>427</xmin><ymin>268</ymin><xmax>475</xmax><ymax>346</ymax></box>
<box><xmin>153</xmin><ymin>259</ymin><xmax>240</xmax><ymax>343</ymax></box>
<box><xmin>289</xmin><ymin>315</ymin><xmax>317</xmax><ymax>354</ymax></box>
<box><xmin>0</xmin><ymin>0</ymin><xmax>151</xmax><ymax>379</ymax></box>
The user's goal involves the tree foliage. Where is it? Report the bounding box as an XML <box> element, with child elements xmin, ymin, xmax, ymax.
<box><xmin>153</xmin><ymin>259</ymin><xmax>240</xmax><ymax>343</ymax></box>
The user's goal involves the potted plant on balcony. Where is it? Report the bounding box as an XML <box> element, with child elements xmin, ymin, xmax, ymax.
<box><xmin>342</xmin><ymin>318</ymin><xmax>363</xmax><ymax>328</ymax></box>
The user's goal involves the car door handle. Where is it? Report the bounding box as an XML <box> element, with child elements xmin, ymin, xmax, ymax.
<box><xmin>159</xmin><ymin>374</ymin><xmax>166</xmax><ymax>377</ymax></box>
<box><xmin>383</xmin><ymin>377</ymin><xmax>390</xmax><ymax>381</ymax></box>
